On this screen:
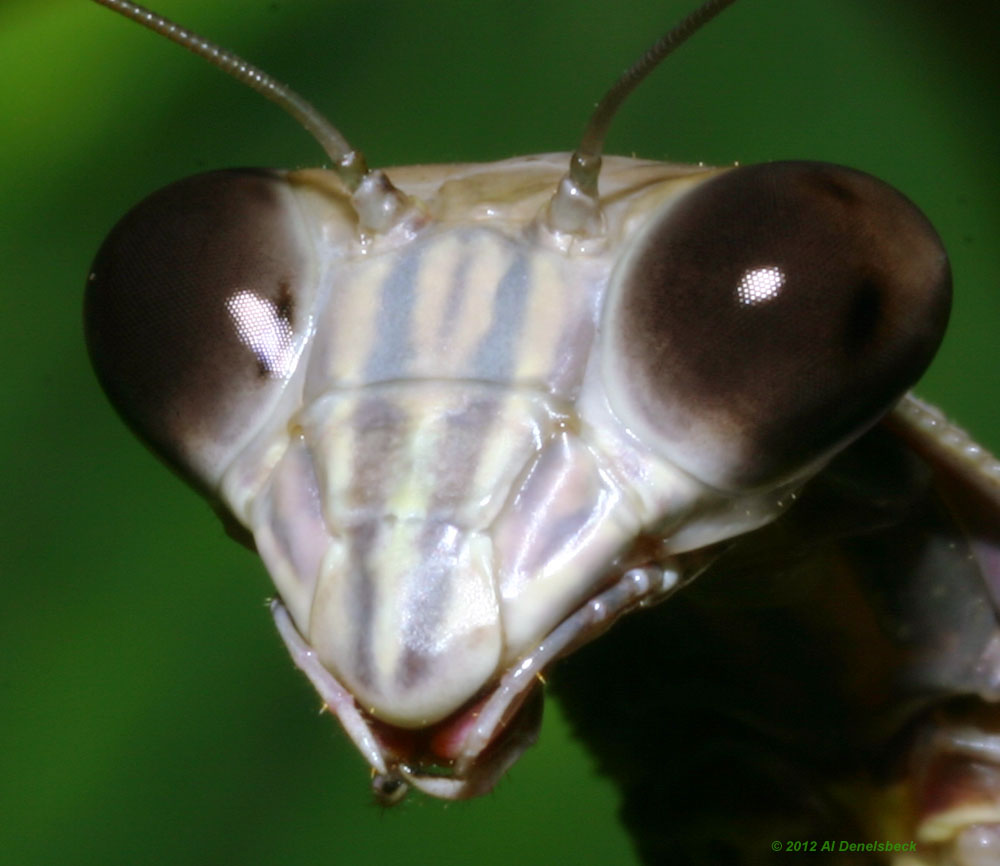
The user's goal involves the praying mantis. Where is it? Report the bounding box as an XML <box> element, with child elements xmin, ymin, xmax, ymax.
<box><xmin>2</xmin><ymin>1</ymin><xmax>997</xmax><ymax>864</ymax></box>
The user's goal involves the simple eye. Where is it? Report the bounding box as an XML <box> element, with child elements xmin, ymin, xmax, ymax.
<box><xmin>601</xmin><ymin>161</ymin><xmax>951</xmax><ymax>491</ymax></box>
<box><xmin>85</xmin><ymin>169</ymin><xmax>316</xmax><ymax>491</ymax></box>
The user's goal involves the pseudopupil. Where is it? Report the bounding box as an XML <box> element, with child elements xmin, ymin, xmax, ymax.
<box><xmin>604</xmin><ymin>161</ymin><xmax>951</xmax><ymax>491</ymax></box>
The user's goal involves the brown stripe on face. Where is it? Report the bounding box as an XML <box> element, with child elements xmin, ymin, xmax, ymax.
<box><xmin>435</xmin><ymin>233</ymin><xmax>476</xmax><ymax>346</ymax></box>
<box><xmin>469</xmin><ymin>248</ymin><xmax>531</xmax><ymax>380</ymax></box>
<box><xmin>267</xmin><ymin>436</ymin><xmax>327</xmax><ymax>587</ymax></box>
<box><xmin>345</xmin><ymin>395</ymin><xmax>409</xmax><ymax>691</ymax></box>
<box><xmin>427</xmin><ymin>396</ymin><xmax>500</xmax><ymax>518</ymax></box>
<box><xmin>346</xmin><ymin>517</ymin><xmax>379</xmax><ymax>691</ymax></box>
<box><xmin>396</xmin><ymin>396</ymin><xmax>501</xmax><ymax>690</ymax></box>
<box><xmin>362</xmin><ymin>241</ymin><xmax>423</xmax><ymax>382</ymax></box>
<box><xmin>345</xmin><ymin>397</ymin><xmax>408</xmax><ymax>512</ymax></box>
<box><xmin>397</xmin><ymin>522</ymin><xmax>469</xmax><ymax>690</ymax></box>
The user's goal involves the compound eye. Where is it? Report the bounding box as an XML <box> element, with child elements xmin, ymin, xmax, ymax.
<box><xmin>85</xmin><ymin>169</ymin><xmax>316</xmax><ymax>491</ymax></box>
<box><xmin>602</xmin><ymin>161</ymin><xmax>951</xmax><ymax>491</ymax></box>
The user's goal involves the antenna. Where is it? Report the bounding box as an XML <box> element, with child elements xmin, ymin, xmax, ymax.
<box><xmin>91</xmin><ymin>0</ymin><xmax>415</xmax><ymax>231</ymax></box>
<box><xmin>548</xmin><ymin>0</ymin><xmax>741</xmax><ymax>235</ymax></box>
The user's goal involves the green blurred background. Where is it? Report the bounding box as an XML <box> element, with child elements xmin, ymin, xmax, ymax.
<box><xmin>2</xmin><ymin>1</ymin><xmax>997</xmax><ymax>864</ymax></box>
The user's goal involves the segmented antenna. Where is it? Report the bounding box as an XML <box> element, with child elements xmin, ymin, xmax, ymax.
<box><xmin>549</xmin><ymin>0</ymin><xmax>740</xmax><ymax>235</ymax></box>
<box><xmin>91</xmin><ymin>0</ymin><xmax>369</xmax><ymax>192</ymax></box>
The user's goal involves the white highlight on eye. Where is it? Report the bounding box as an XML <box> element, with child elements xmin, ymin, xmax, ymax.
<box><xmin>226</xmin><ymin>289</ymin><xmax>297</xmax><ymax>378</ymax></box>
<box><xmin>736</xmin><ymin>266</ymin><xmax>785</xmax><ymax>306</ymax></box>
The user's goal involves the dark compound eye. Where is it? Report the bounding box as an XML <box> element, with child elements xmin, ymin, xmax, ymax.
<box><xmin>85</xmin><ymin>169</ymin><xmax>317</xmax><ymax>492</ymax></box>
<box><xmin>601</xmin><ymin>161</ymin><xmax>951</xmax><ymax>491</ymax></box>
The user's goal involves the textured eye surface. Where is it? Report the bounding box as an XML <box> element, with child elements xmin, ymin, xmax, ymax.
<box><xmin>85</xmin><ymin>169</ymin><xmax>315</xmax><ymax>490</ymax></box>
<box><xmin>602</xmin><ymin>161</ymin><xmax>951</xmax><ymax>491</ymax></box>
